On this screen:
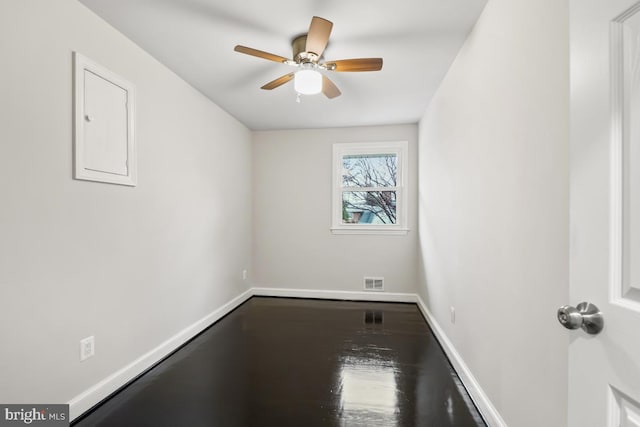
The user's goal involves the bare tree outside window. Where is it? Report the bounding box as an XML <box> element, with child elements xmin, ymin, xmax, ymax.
<box><xmin>342</xmin><ymin>154</ymin><xmax>397</xmax><ymax>224</ymax></box>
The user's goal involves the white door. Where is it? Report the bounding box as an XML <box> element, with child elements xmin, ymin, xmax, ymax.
<box><xmin>569</xmin><ymin>0</ymin><xmax>640</xmax><ymax>425</ymax></box>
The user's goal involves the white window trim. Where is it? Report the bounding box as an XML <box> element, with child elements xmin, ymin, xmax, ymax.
<box><xmin>331</xmin><ymin>141</ymin><xmax>409</xmax><ymax>235</ymax></box>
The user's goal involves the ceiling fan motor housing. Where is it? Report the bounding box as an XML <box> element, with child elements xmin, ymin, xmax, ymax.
<box><xmin>292</xmin><ymin>35</ymin><xmax>319</xmax><ymax>63</ymax></box>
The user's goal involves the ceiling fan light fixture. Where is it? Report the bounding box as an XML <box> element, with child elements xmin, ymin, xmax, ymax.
<box><xmin>294</xmin><ymin>69</ymin><xmax>322</xmax><ymax>95</ymax></box>
<box><xmin>234</xmin><ymin>16</ymin><xmax>382</xmax><ymax>99</ymax></box>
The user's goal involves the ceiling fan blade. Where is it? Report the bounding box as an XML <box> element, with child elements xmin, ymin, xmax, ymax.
<box><xmin>322</xmin><ymin>75</ymin><xmax>341</xmax><ymax>99</ymax></box>
<box><xmin>324</xmin><ymin>58</ymin><xmax>383</xmax><ymax>72</ymax></box>
<box><xmin>234</xmin><ymin>45</ymin><xmax>290</xmax><ymax>63</ymax></box>
<box><xmin>306</xmin><ymin>16</ymin><xmax>333</xmax><ymax>57</ymax></box>
<box><xmin>261</xmin><ymin>73</ymin><xmax>295</xmax><ymax>90</ymax></box>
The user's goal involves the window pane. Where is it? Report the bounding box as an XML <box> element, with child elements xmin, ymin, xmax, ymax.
<box><xmin>342</xmin><ymin>191</ymin><xmax>396</xmax><ymax>224</ymax></box>
<box><xmin>342</xmin><ymin>154</ymin><xmax>397</xmax><ymax>188</ymax></box>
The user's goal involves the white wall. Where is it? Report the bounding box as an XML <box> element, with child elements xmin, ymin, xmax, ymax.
<box><xmin>417</xmin><ymin>0</ymin><xmax>569</xmax><ymax>426</ymax></box>
<box><xmin>0</xmin><ymin>0</ymin><xmax>252</xmax><ymax>416</ymax></box>
<box><xmin>253</xmin><ymin>125</ymin><xmax>418</xmax><ymax>295</ymax></box>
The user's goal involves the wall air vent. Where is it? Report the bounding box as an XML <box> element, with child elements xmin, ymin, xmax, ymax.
<box><xmin>364</xmin><ymin>276</ymin><xmax>384</xmax><ymax>291</ymax></box>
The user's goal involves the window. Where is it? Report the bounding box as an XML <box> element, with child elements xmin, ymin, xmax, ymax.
<box><xmin>332</xmin><ymin>141</ymin><xmax>408</xmax><ymax>234</ymax></box>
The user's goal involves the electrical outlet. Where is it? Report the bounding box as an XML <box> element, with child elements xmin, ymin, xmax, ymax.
<box><xmin>242</xmin><ymin>269</ymin><xmax>247</xmax><ymax>281</ymax></box>
<box><xmin>80</xmin><ymin>336</ymin><xmax>95</xmax><ymax>361</ymax></box>
<box><xmin>450</xmin><ymin>306</ymin><xmax>456</xmax><ymax>324</ymax></box>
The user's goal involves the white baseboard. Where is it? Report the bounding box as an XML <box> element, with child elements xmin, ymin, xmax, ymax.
<box><xmin>250</xmin><ymin>286</ymin><xmax>418</xmax><ymax>303</ymax></box>
<box><xmin>68</xmin><ymin>288</ymin><xmax>253</xmax><ymax>421</ymax></box>
<box><xmin>414</xmin><ymin>295</ymin><xmax>507</xmax><ymax>427</ymax></box>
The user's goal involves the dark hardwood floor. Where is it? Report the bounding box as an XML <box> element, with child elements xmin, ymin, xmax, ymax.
<box><xmin>73</xmin><ymin>297</ymin><xmax>486</xmax><ymax>426</ymax></box>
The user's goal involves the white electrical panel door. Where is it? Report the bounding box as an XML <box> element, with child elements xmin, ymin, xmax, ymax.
<box><xmin>84</xmin><ymin>71</ymin><xmax>128</xmax><ymax>176</ymax></box>
<box><xmin>74</xmin><ymin>53</ymin><xmax>136</xmax><ymax>186</ymax></box>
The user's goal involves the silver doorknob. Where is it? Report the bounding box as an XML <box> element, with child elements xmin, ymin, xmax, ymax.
<box><xmin>557</xmin><ymin>302</ymin><xmax>604</xmax><ymax>335</ymax></box>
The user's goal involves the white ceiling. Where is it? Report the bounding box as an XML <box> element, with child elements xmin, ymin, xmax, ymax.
<box><xmin>78</xmin><ymin>0</ymin><xmax>487</xmax><ymax>131</ymax></box>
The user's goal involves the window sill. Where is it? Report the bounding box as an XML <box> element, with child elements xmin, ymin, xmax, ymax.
<box><xmin>330</xmin><ymin>227</ymin><xmax>410</xmax><ymax>236</ymax></box>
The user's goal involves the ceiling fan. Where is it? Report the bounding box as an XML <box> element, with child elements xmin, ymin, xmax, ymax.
<box><xmin>234</xmin><ymin>16</ymin><xmax>383</xmax><ymax>99</ymax></box>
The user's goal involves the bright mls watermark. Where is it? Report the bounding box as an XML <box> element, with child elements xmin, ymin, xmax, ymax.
<box><xmin>0</xmin><ymin>405</ymin><xmax>68</xmax><ymax>426</ymax></box>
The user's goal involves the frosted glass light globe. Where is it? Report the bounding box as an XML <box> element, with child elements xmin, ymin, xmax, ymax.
<box><xmin>294</xmin><ymin>69</ymin><xmax>322</xmax><ymax>95</ymax></box>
